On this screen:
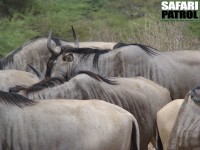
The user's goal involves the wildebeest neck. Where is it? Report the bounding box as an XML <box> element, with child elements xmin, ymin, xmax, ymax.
<box><xmin>11</xmin><ymin>71</ymin><xmax>117</xmax><ymax>95</ymax></box>
<box><xmin>113</xmin><ymin>43</ymin><xmax>158</xmax><ymax>56</ymax></box>
<box><xmin>0</xmin><ymin>36</ymin><xmax>62</xmax><ymax>73</ymax></box>
<box><xmin>10</xmin><ymin>77</ymin><xmax>65</xmax><ymax>95</ymax></box>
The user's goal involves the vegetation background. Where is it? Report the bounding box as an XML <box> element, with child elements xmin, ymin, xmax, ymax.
<box><xmin>0</xmin><ymin>0</ymin><xmax>199</xmax><ymax>57</ymax></box>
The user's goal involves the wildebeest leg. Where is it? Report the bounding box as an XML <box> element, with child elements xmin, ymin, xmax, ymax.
<box><xmin>143</xmin><ymin>146</ymin><xmax>148</xmax><ymax>150</ymax></box>
<box><xmin>2</xmin><ymin>139</ymin><xmax>10</xmax><ymax>150</ymax></box>
<box><xmin>156</xmin><ymin>126</ymin><xmax>163</xmax><ymax>150</ymax></box>
<box><xmin>150</xmin><ymin>136</ymin><xmax>156</xmax><ymax>147</ymax></box>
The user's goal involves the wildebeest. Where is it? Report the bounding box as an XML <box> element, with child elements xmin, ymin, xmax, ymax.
<box><xmin>0</xmin><ymin>70</ymin><xmax>39</xmax><ymax>92</ymax></box>
<box><xmin>11</xmin><ymin>71</ymin><xmax>172</xmax><ymax>150</ymax></box>
<box><xmin>0</xmin><ymin>91</ymin><xmax>139</xmax><ymax>150</ymax></box>
<box><xmin>44</xmin><ymin>29</ymin><xmax>115</xmax><ymax>77</ymax></box>
<box><xmin>156</xmin><ymin>99</ymin><xmax>183</xmax><ymax>150</ymax></box>
<box><xmin>157</xmin><ymin>86</ymin><xmax>200</xmax><ymax>150</ymax></box>
<box><xmin>0</xmin><ymin>30</ymin><xmax>116</xmax><ymax>79</ymax></box>
<box><xmin>47</xmin><ymin>39</ymin><xmax>200</xmax><ymax>99</ymax></box>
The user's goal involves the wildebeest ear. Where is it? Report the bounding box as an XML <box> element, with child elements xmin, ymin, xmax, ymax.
<box><xmin>62</xmin><ymin>53</ymin><xmax>74</xmax><ymax>62</ymax></box>
<box><xmin>71</xmin><ymin>25</ymin><xmax>79</xmax><ymax>48</ymax></box>
<box><xmin>47</xmin><ymin>30</ymin><xmax>59</xmax><ymax>55</ymax></box>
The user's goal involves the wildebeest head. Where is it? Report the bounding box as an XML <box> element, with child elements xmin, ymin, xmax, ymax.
<box><xmin>190</xmin><ymin>85</ymin><xmax>200</xmax><ymax>105</ymax></box>
<box><xmin>45</xmin><ymin>26</ymin><xmax>80</xmax><ymax>78</ymax></box>
<box><xmin>49</xmin><ymin>46</ymin><xmax>110</xmax><ymax>78</ymax></box>
<box><xmin>46</xmin><ymin>31</ymin><xmax>111</xmax><ymax>78</ymax></box>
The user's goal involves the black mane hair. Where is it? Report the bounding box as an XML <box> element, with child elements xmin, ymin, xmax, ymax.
<box><xmin>10</xmin><ymin>70</ymin><xmax>117</xmax><ymax>94</ymax></box>
<box><xmin>9</xmin><ymin>77</ymin><xmax>65</xmax><ymax>94</ymax></box>
<box><xmin>113</xmin><ymin>42</ymin><xmax>158</xmax><ymax>56</ymax></box>
<box><xmin>64</xmin><ymin>70</ymin><xmax>118</xmax><ymax>85</ymax></box>
<box><xmin>0</xmin><ymin>91</ymin><xmax>36</xmax><ymax>108</ymax></box>
<box><xmin>61</xmin><ymin>47</ymin><xmax>111</xmax><ymax>69</ymax></box>
<box><xmin>0</xmin><ymin>36</ymin><xmax>62</xmax><ymax>70</ymax></box>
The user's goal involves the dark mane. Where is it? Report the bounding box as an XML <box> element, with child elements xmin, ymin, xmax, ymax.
<box><xmin>9</xmin><ymin>77</ymin><xmax>65</xmax><ymax>94</ymax></box>
<box><xmin>61</xmin><ymin>47</ymin><xmax>111</xmax><ymax>69</ymax></box>
<box><xmin>113</xmin><ymin>42</ymin><xmax>158</xmax><ymax>56</ymax></box>
<box><xmin>64</xmin><ymin>70</ymin><xmax>118</xmax><ymax>85</ymax></box>
<box><xmin>61</xmin><ymin>47</ymin><xmax>111</xmax><ymax>54</ymax></box>
<box><xmin>191</xmin><ymin>85</ymin><xmax>200</xmax><ymax>105</ymax></box>
<box><xmin>0</xmin><ymin>91</ymin><xmax>36</xmax><ymax>108</ymax></box>
<box><xmin>0</xmin><ymin>36</ymin><xmax>62</xmax><ymax>69</ymax></box>
<box><xmin>59</xmin><ymin>43</ymin><xmax>157</xmax><ymax>70</ymax></box>
<box><xmin>10</xmin><ymin>70</ymin><xmax>117</xmax><ymax>94</ymax></box>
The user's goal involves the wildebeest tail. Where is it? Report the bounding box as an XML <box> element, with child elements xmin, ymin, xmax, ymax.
<box><xmin>156</xmin><ymin>124</ymin><xmax>163</xmax><ymax>150</ymax></box>
<box><xmin>130</xmin><ymin>119</ymin><xmax>140</xmax><ymax>150</ymax></box>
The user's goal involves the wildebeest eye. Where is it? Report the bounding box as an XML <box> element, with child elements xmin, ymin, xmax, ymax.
<box><xmin>62</xmin><ymin>53</ymin><xmax>74</xmax><ymax>62</ymax></box>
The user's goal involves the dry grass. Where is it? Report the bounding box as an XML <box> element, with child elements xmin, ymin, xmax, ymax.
<box><xmin>88</xmin><ymin>16</ymin><xmax>200</xmax><ymax>51</ymax></box>
<box><xmin>131</xmin><ymin>17</ymin><xmax>200</xmax><ymax>51</ymax></box>
<box><xmin>88</xmin><ymin>23</ymin><xmax>123</xmax><ymax>42</ymax></box>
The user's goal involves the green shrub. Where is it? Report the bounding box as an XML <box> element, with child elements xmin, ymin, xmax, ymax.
<box><xmin>0</xmin><ymin>0</ymin><xmax>199</xmax><ymax>56</ymax></box>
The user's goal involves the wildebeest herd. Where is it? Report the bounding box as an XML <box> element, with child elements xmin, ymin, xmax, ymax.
<box><xmin>0</xmin><ymin>26</ymin><xmax>200</xmax><ymax>150</ymax></box>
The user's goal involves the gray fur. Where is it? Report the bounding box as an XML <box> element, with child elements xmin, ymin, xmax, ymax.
<box><xmin>18</xmin><ymin>74</ymin><xmax>171</xmax><ymax>150</ymax></box>
<box><xmin>0</xmin><ymin>70</ymin><xmax>39</xmax><ymax>92</ymax></box>
<box><xmin>0</xmin><ymin>97</ymin><xmax>139</xmax><ymax>150</ymax></box>
<box><xmin>0</xmin><ymin>37</ymin><xmax>62</xmax><ymax>79</ymax></box>
<box><xmin>167</xmin><ymin>92</ymin><xmax>200</xmax><ymax>149</ymax></box>
<box><xmin>51</xmin><ymin>46</ymin><xmax>200</xmax><ymax>99</ymax></box>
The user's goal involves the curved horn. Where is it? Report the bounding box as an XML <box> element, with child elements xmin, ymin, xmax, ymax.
<box><xmin>27</xmin><ymin>64</ymin><xmax>43</xmax><ymax>79</ymax></box>
<box><xmin>47</xmin><ymin>30</ymin><xmax>57</xmax><ymax>55</ymax></box>
<box><xmin>71</xmin><ymin>25</ymin><xmax>79</xmax><ymax>48</ymax></box>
